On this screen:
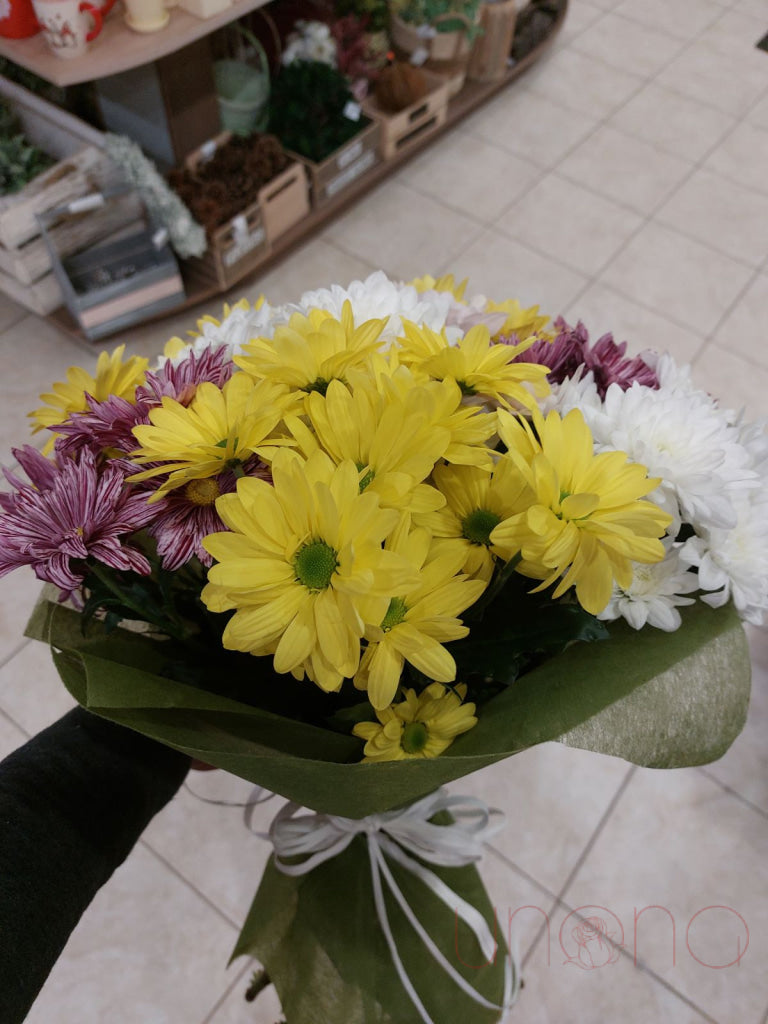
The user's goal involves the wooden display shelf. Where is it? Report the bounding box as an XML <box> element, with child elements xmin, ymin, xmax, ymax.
<box><xmin>0</xmin><ymin>0</ymin><xmax>271</xmax><ymax>87</ymax></box>
<box><xmin>35</xmin><ymin>1</ymin><xmax>569</xmax><ymax>346</ymax></box>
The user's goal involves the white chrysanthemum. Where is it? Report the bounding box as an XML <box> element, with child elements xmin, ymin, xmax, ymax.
<box><xmin>541</xmin><ymin>369</ymin><xmax>601</xmax><ymax>417</ymax></box>
<box><xmin>680</xmin><ymin>489</ymin><xmax>768</xmax><ymax>625</ymax></box>
<box><xmin>193</xmin><ymin>298</ymin><xmax>276</xmax><ymax>356</ymax></box>
<box><xmin>583</xmin><ymin>381</ymin><xmax>757</xmax><ymax>534</ymax></box>
<box><xmin>598</xmin><ymin>542</ymin><xmax>699</xmax><ymax>632</ymax></box>
<box><xmin>292</xmin><ymin>271</ymin><xmax>456</xmax><ymax>341</ymax></box>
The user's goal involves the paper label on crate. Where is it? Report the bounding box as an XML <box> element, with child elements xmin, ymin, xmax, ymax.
<box><xmin>67</xmin><ymin>193</ymin><xmax>106</xmax><ymax>214</ymax></box>
<box><xmin>409</xmin><ymin>46</ymin><xmax>429</xmax><ymax>66</ymax></box>
<box><xmin>231</xmin><ymin>215</ymin><xmax>249</xmax><ymax>242</ymax></box>
<box><xmin>325</xmin><ymin>150</ymin><xmax>377</xmax><ymax>199</ymax></box>
<box><xmin>223</xmin><ymin>226</ymin><xmax>266</xmax><ymax>267</ymax></box>
<box><xmin>343</xmin><ymin>101</ymin><xmax>362</xmax><ymax>122</ymax></box>
<box><xmin>199</xmin><ymin>139</ymin><xmax>218</xmax><ymax>163</ymax></box>
<box><xmin>337</xmin><ymin>138</ymin><xmax>364</xmax><ymax>171</ymax></box>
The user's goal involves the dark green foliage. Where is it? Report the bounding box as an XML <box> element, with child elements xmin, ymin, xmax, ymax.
<box><xmin>0</xmin><ymin>100</ymin><xmax>55</xmax><ymax>196</ymax></box>
<box><xmin>268</xmin><ymin>60</ymin><xmax>367</xmax><ymax>163</ymax></box>
<box><xmin>334</xmin><ymin>0</ymin><xmax>390</xmax><ymax>33</ymax></box>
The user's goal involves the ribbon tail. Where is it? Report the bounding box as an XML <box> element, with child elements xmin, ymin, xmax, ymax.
<box><xmin>367</xmin><ymin>837</ymin><xmax>437</xmax><ymax>1024</ymax></box>
<box><xmin>375</xmin><ymin>837</ymin><xmax>510</xmax><ymax>1015</ymax></box>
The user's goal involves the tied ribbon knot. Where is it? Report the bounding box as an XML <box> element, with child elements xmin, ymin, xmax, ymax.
<box><xmin>255</xmin><ymin>788</ymin><xmax>519</xmax><ymax>1024</ymax></box>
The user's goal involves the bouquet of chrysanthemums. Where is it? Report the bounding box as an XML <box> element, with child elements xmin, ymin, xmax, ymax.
<box><xmin>2</xmin><ymin>272</ymin><xmax>763</xmax><ymax>1024</ymax></box>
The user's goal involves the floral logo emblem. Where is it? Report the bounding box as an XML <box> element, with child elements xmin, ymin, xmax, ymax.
<box><xmin>561</xmin><ymin>910</ymin><xmax>623</xmax><ymax>970</ymax></box>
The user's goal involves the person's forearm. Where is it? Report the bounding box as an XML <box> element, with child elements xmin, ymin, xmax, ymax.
<box><xmin>0</xmin><ymin>707</ymin><xmax>189</xmax><ymax>1024</ymax></box>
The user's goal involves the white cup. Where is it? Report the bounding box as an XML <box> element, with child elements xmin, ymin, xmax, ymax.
<box><xmin>122</xmin><ymin>0</ymin><xmax>170</xmax><ymax>32</ymax></box>
<box><xmin>31</xmin><ymin>0</ymin><xmax>107</xmax><ymax>57</ymax></box>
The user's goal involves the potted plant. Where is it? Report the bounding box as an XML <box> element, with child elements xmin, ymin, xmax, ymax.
<box><xmin>390</xmin><ymin>0</ymin><xmax>483</xmax><ymax>64</ymax></box>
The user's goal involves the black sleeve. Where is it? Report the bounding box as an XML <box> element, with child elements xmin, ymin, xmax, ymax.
<box><xmin>0</xmin><ymin>707</ymin><xmax>190</xmax><ymax>1024</ymax></box>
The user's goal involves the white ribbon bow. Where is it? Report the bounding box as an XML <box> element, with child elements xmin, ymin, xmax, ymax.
<box><xmin>258</xmin><ymin>788</ymin><xmax>519</xmax><ymax>1024</ymax></box>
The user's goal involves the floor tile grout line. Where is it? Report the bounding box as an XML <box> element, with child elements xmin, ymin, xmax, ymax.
<box><xmin>139</xmin><ymin>837</ymin><xmax>243</xmax><ymax>931</ymax></box>
<box><xmin>555</xmin><ymin>765</ymin><xmax>636</xmax><ymax>904</ymax></box>
<box><xmin>0</xmin><ymin>703</ymin><xmax>30</xmax><ymax>740</ymax></box>
<box><xmin>199</xmin><ymin>962</ymin><xmax>252</xmax><ymax>1024</ymax></box>
<box><xmin>521</xmin><ymin>765</ymin><xmax>635</xmax><ymax>968</ymax></box>
<box><xmin>484</xmin><ymin>842</ymin><xmax>561</xmax><ymax>904</ymax></box>
<box><xmin>697</xmin><ymin>767</ymin><xmax>768</xmax><ymax>824</ymax></box>
<box><xmin>699</xmin><ymin>264</ymin><xmax>764</xmax><ymax>348</ymax></box>
<box><xmin>0</xmin><ymin>637</ymin><xmax>31</xmax><ymax>674</ymax></box>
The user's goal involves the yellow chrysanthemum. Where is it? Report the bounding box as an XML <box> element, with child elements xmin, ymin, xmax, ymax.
<box><xmin>234</xmin><ymin>301</ymin><xmax>386</xmax><ymax>399</ymax></box>
<box><xmin>353</xmin><ymin>683</ymin><xmax>477</xmax><ymax>762</ymax></box>
<box><xmin>354</xmin><ymin>513</ymin><xmax>487</xmax><ymax>710</ymax></box>
<box><xmin>484</xmin><ymin>298</ymin><xmax>551</xmax><ymax>342</ymax></box>
<box><xmin>409</xmin><ymin>273</ymin><xmax>467</xmax><ymax>302</ymax></box>
<box><xmin>129</xmin><ymin>372</ymin><xmax>294</xmax><ymax>500</ymax></box>
<box><xmin>398</xmin><ymin>321</ymin><xmax>550</xmax><ymax>412</ymax></box>
<box><xmin>420</xmin><ymin>461</ymin><xmax>532</xmax><ymax>582</ymax></box>
<box><xmin>490</xmin><ymin>408</ymin><xmax>673</xmax><ymax>615</ymax></box>
<box><xmin>29</xmin><ymin>344</ymin><xmax>148</xmax><ymax>451</ymax></box>
<box><xmin>201</xmin><ymin>449</ymin><xmax>419</xmax><ymax>693</ymax></box>
<box><xmin>362</xmin><ymin>366</ymin><xmax>499</xmax><ymax>470</ymax></box>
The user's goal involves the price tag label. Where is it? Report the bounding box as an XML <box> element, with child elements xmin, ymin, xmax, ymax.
<box><xmin>343</xmin><ymin>100</ymin><xmax>362</xmax><ymax>122</ymax></box>
<box><xmin>410</xmin><ymin>46</ymin><xmax>429</xmax><ymax>66</ymax></box>
<box><xmin>199</xmin><ymin>139</ymin><xmax>218</xmax><ymax>162</ymax></box>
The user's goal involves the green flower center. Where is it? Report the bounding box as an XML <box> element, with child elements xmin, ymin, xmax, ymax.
<box><xmin>358</xmin><ymin>466</ymin><xmax>375</xmax><ymax>493</ymax></box>
<box><xmin>401</xmin><ymin>721</ymin><xmax>429</xmax><ymax>754</ymax></box>
<box><xmin>458</xmin><ymin>380</ymin><xmax>477</xmax><ymax>396</ymax></box>
<box><xmin>305</xmin><ymin>376</ymin><xmax>331</xmax><ymax>396</ymax></box>
<box><xmin>461</xmin><ymin>508</ymin><xmax>501</xmax><ymax>546</ymax></box>
<box><xmin>381</xmin><ymin>596</ymin><xmax>408</xmax><ymax>631</ymax></box>
<box><xmin>294</xmin><ymin>540</ymin><xmax>338</xmax><ymax>590</ymax></box>
<box><xmin>184</xmin><ymin>477</ymin><xmax>221</xmax><ymax>507</ymax></box>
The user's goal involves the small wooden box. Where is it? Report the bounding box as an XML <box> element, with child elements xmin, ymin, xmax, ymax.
<box><xmin>186</xmin><ymin>201</ymin><xmax>270</xmax><ymax>291</ymax></box>
<box><xmin>258</xmin><ymin>161</ymin><xmax>310</xmax><ymax>243</ymax></box>
<box><xmin>287</xmin><ymin>120</ymin><xmax>382</xmax><ymax>209</ymax></box>
<box><xmin>362</xmin><ymin>72</ymin><xmax>450</xmax><ymax>160</ymax></box>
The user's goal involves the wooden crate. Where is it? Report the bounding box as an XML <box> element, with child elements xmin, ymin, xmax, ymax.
<box><xmin>0</xmin><ymin>191</ymin><xmax>143</xmax><ymax>286</ymax></box>
<box><xmin>287</xmin><ymin>120</ymin><xmax>382</xmax><ymax>209</ymax></box>
<box><xmin>0</xmin><ymin>146</ymin><xmax>110</xmax><ymax>251</ymax></box>
<box><xmin>362</xmin><ymin>72</ymin><xmax>450</xmax><ymax>160</ymax></box>
<box><xmin>184</xmin><ymin>201</ymin><xmax>270</xmax><ymax>291</ymax></box>
<box><xmin>0</xmin><ymin>265</ymin><xmax>62</xmax><ymax>316</ymax></box>
<box><xmin>258</xmin><ymin>160</ymin><xmax>310</xmax><ymax>244</ymax></box>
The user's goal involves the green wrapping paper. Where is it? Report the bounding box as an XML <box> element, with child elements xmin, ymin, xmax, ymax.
<box><xmin>233</xmin><ymin>836</ymin><xmax>508</xmax><ymax>1024</ymax></box>
<box><xmin>24</xmin><ymin>585</ymin><xmax>751</xmax><ymax>1024</ymax></box>
<box><xmin>26</xmin><ymin>596</ymin><xmax>750</xmax><ymax>817</ymax></box>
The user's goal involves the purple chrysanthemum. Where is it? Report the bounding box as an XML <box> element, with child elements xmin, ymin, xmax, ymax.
<box><xmin>144</xmin><ymin>471</ymin><xmax>238</xmax><ymax>571</ymax></box>
<box><xmin>53</xmin><ymin>392</ymin><xmax>157</xmax><ymax>458</ymax></box>
<box><xmin>51</xmin><ymin>346</ymin><xmax>236</xmax><ymax>459</ymax></box>
<box><xmin>507</xmin><ymin>318</ymin><xmax>659</xmax><ymax>398</ymax></box>
<box><xmin>140</xmin><ymin>345</ymin><xmax>236</xmax><ymax>406</ymax></box>
<box><xmin>0</xmin><ymin>446</ymin><xmax>158</xmax><ymax>596</ymax></box>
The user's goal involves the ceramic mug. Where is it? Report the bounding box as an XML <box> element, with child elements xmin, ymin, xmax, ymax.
<box><xmin>30</xmin><ymin>0</ymin><xmax>107</xmax><ymax>57</ymax></box>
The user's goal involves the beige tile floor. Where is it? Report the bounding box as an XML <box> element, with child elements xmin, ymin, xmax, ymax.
<box><xmin>1</xmin><ymin>0</ymin><xmax>767</xmax><ymax>1020</ymax></box>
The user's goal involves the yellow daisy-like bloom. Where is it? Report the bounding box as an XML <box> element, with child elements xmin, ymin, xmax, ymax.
<box><xmin>29</xmin><ymin>344</ymin><xmax>148</xmax><ymax>451</ymax></box>
<box><xmin>288</xmin><ymin>375</ymin><xmax>450</xmax><ymax>514</ymax></box>
<box><xmin>202</xmin><ymin>449</ymin><xmax>419</xmax><ymax>693</ymax></box>
<box><xmin>490</xmin><ymin>407</ymin><xmax>673</xmax><ymax>615</ymax></box>
<box><xmin>398</xmin><ymin>321</ymin><xmax>550</xmax><ymax>412</ymax></box>
<box><xmin>484</xmin><ymin>298</ymin><xmax>551</xmax><ymax>342</ymax></box>
<box><xmin>129</xmin><ymin>372</ymin><xmax>294</xmax><ymax>500</ymax></box>
<box><xmin>364</xmin><ymin>366</ymin><xmax>499</xmax><ymax>470</ymax></box>
<box><xmin>420</xmin><ymin>460</ymin><xmax>532</xmax><ymax>582</ymax></box>
<box><xmin>354</xmin><ymin>513</ymin><xmax>487</xmax><ymax>710</ymax></box>
<box><xmin>409</xmin><ymin>273</ymin><xmax>468</xmax><ymax>301</ymax></box>
<box><xmin>234</xmin><ymin>301</ymin><xmax>386</xmax><ymax>399</ymax></box>
<box><xmin>353</xmin><ymin>683</ymin><xmax>477</xmax><ymax>762</ymax></box>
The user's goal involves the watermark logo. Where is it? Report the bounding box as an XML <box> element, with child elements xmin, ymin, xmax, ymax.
<box><xmin>561</xmin><ymin>907</ymin><xmax>623</xmax><ymax>970</ymax></box>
